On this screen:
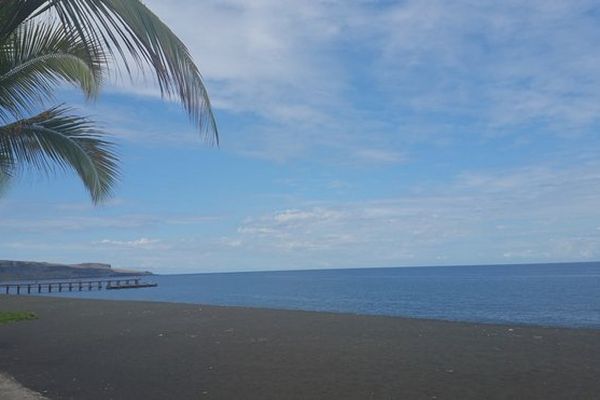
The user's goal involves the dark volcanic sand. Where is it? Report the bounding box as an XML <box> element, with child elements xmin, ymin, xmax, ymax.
<box><xmin>0</xmin><ymin>296</ymin><xmax>599</xmax><ymax>400</ymax></box>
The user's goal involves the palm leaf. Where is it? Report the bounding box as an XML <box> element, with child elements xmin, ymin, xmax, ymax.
<box><xmin>0</xmin><ymin>106</ymin><xmax>118</xmax><ymax>203</ymax></box>
<box><xmin>1</xmin><ymin>0</ymin><xmax>218</xmax><ymax>143</ymax></box>
<box><xmin>0</xmin><ymin>151</ymin><xmax>11</xmax><ymax>195</ymax></box>
<box><xmin>0</xmin><ymin>1</ymin><xmax>41</xmax><ymax>38</ymax></box>
<box><xmin>0</xmin><ymin>20</ymin><xmax>105</xmax><ymax>122</ymax></box>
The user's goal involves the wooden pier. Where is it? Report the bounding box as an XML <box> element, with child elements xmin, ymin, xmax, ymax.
<box><xmin>0</xmin><ymin>278</ymin><xmax>157</xmax><ymax>295</ymax></box>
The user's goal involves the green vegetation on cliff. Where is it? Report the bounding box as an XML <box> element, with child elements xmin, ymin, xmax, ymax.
<box><xmin>0</xmin><ymin>260</ymin><xmax>151</xmax><ymax>281</ymax></box>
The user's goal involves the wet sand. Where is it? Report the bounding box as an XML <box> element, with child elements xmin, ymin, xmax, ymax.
<box><xmin>0</xmin><ymin>372</ymin><xmax>48</xmax><ymax>400</ymax></box>
<box><xmin>0</xmin><ymin>296</ymin><xmax>598</xmax><ymax>399</ymax></box>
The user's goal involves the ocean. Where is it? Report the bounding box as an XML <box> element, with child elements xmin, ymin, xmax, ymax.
<box><xmin>26</xmin><ymin>262</ymin><xmax>600</xmax><ymax>329</ymax></box>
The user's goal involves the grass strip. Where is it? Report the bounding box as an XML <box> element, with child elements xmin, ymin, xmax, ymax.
<box><xmin>0</xmin><ymin>311</ymin><xmax>37</xmax><ymax>325</ymax></box>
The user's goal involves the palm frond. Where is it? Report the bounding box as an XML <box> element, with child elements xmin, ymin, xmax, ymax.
<box><xmin>0</xmin><ymin>20</ymin><xmax>105</xmax><ymax>122</ymax></box>
<box><xmin>0</xmin><ymin>106</ymin><xmax>118</xmax><ymax>203</ymax></box>
<box><xmin>0</xmin><ymin>152</ymin><xmax>11</xmax><ymax>195</ymax></box>
<box><xmin>0</xmin><ymin>0</ymin><xmax>42</xmax><ymax>39</ymax></box>
<box><xmin>2</xmin><ymin>0</ymin><xmax>218</xmax><ymax>143</ymax></box>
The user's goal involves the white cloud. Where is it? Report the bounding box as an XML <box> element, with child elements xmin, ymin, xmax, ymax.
<box><xmin>5</xmin><ymin>161</ymin><xmax>600</xmax><ymax>272</ymax></box>
<box><xmin>96</xmin><ymin>238</ymin><xmax>163</xmax><ymax>249</ymax></box>
<box><xmin>372</xmin><ymin>0</ymin><xmax>600</xmax><ymax>132</ymax></box>
<box><xmin>2</xmin><ymin>214</ymin><xmax>218</xmax><ymax>232</ymax></box>
<box><xmin>224</xmin><ymin>161</ymin><xmax>600</xmax><ymax>267</ymax></box>
<box><xmin>93</xmin><ymin>0</ymin><xmax>600</xmax><ymax>162</ymax></box>
<box><xmin>272</xmin><ymin>208</ymin><xmax>340</xmax><ymax>224</ymax></box>
<box><xmin>144</xmin><ymin>0</ymin><xmax>348</xmax><ymax>114</ymax></box>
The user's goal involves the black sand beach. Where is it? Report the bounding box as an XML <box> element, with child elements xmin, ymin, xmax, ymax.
<box><xmin>0</xmin><ymin>296</ymin><xmax>599</xmax><ymax>400</ymax></box>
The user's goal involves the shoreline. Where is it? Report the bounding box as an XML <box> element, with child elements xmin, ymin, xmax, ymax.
<box><xmin>4</xmin><ymin>293</ymin><xmax>599</xmax><ymax>331</ymax></box>
<box><xmin>0</xmin><ymin>372</ymin><xmax>48</xmax><ymax>400</ymax></box>
<box><xmin>1</xmin><ymin>296</ymin><xmax>599</xmax><ymax>399</ymax></box>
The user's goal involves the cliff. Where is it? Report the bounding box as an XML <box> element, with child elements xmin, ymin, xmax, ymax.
<box><xmin>0</xmin><ymin>260</ymin><xmax>152</xmax><ymax>282</ymax></box>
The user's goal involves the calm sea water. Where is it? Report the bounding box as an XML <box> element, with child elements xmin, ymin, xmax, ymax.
<box><xmin>27</xmin><ymin>262</ymin><xmax>600</xmax><ymax>328</ymax></box>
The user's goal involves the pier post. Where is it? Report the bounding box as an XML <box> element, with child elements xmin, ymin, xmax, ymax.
<box><xmin>79</xmin><ymin>282</ymin><xmax>82</xmax><ymax>291</ymax></box>
<box><xmin>16</xmin><ymin>285</ymin><xmax>20</xmax><ymax>295</ymax></box>
<box><xmin>48</xmin><ymin>284</ymin><xmax>52</xmax><ymax>293</ymax></box>
<box><xmin>98</xmin><ymin>281</ymin><xmax>102</xmax><ymax>290</ymax></box>
<box><xmin>38</xmin><ymin>284</ymin><xmax>41</xmax><ymax>293</ymax></box>
<box><xmin>5</xmin><ymin>286</ymin><xmax>9</xmax><ymax>295</ymax></box>
<box><xmin>27</xmin><ymin>285</ymin><xmax>31</xmax><ymax>294</ymax></box>
<box><xmin>88</xmin><ymin>282</ymin><xmax>92</xmax><ymax>290</ymax></box>
<box><xmin>58</xmin><ymin>283</ymin><xmax>62</xmax><ymax>292</ymax></box>
<box><xmin>69</xmin><ymin>283</ymin><xmax>72</xmax><ymax>291</ymax></box>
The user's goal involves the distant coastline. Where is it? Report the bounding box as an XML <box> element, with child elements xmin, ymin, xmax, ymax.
<box><xmin>0</xmin><ymin>260</ymin><xmax>151</xmax><ymax>281</ymax></box>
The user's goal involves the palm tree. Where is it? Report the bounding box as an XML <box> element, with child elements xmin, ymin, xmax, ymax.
<box><xmin>0</xmin><ymin>0</ymin><xmax>218</xmax><ymax>203</ymax></box>
<box><xmin>0</xmin><ymin>20</ymin><xmax>117</xmax><ymax>202</ymax></box>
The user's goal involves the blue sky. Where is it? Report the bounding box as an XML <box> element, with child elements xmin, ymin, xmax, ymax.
<box><xmin>3</xmin><ymin>0</ymin><xmax>600</xmax><ymax>273</ymax></box>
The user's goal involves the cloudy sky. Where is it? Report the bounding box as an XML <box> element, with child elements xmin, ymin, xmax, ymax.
<box><xmin>3</xmin><ymin>0</ymin><xmax>600</xmax><ymax>273</ymax></box>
